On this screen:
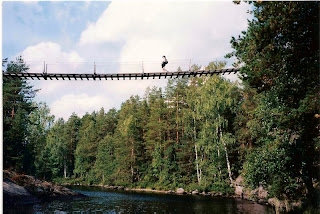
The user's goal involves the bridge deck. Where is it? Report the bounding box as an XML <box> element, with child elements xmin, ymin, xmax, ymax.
<box><xmin>3</xmin><ymin>68</ymin><xmax>239</xmax><ymax>80</ymax></box>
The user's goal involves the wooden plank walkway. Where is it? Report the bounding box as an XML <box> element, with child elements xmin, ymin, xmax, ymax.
<box><xmin>3</xmin><ymin>68</ymin><xmax>239</xmax><ymax>80</ymax></box>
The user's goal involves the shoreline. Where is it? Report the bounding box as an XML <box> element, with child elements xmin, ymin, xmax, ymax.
<box><xmin>62</xmin><ymin>183</ymin><xmax>308</xmax><ymax>213</ymax></box>
<box><xmin>63</xmin><ymin>183</ymin><xmax>270</xmax><ymax>205</ymax></box>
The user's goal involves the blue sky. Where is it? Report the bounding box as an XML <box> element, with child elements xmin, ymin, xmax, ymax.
<box><xmin>2</xmin><ymin>1</ymin><xmax>251</xmax><ymax>120</ymax></box>
<box><xmin>3</xmin><ymin>1</ymin><xmax>110</xmax><ymax>58</ymax></box>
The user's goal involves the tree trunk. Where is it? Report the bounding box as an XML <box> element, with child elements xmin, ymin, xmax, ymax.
<box><xmin>218</xmin><ymin>114</ymin><xmax>233</xmax><ymax>184</ymax></box>
<box><xmin>176</xmin><ymin>91</ymin><xmax>179</xmax><ymax>145</ymax></box>
<box><xmin>64</xmin><ymin>160</ymin><xmax>67</xmax><ymax>178</ymax></box>
<box><xmin>193</xmin><ymin>115</ymin><xmax>201</xmax><ymax>185</ymax></box>
<box><xmin>195</xmin><ymin>144</ymin><xmax>201</xmax><ymax>185</ymax></box>
<box><xmin>216</xmin><ymin>125</ymin><xmax>222</xmax><ymax>176</ymax></box>
<box><xmin>131</xmin><ymin>143</ymin><xmax>134</xmax><ymax>183</ymax></box>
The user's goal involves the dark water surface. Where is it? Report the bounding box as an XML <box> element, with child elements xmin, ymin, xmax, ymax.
<box><xmin>7</xmin><ymin>185</ymin><xmax>275</xmax><ymax>214</ymax></box>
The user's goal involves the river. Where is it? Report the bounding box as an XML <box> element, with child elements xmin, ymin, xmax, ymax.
<box><xmin>7</xmin><ymin>186</ymin><xmax>275</xmax><ymax>213</ymax></box>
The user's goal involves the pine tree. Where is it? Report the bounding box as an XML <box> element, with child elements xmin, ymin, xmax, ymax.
<box><xmin>27</xmin><ymin>102</ymin><xmax>54</xmax><ymax>176</ymax></box>
<box><xmin>74</xmin><ymin>113</ymin><xmax>97</xmax><ymax>180</ymax></box>
<box><xmin>64</xmin><ymin>112</ymin><xmax>81</xmax><ymax>177</ymax></box>
<box><xmin>3</xmin><ymin>57</ymin><xmax>38</xmax><ymax>172</ymax></box>
<box><xmin>113</xmin><ymin>96</ymin><xmax>145</xmax><ymax>185</ymax></box>
<box><xmin>95</xmin><ymin>135</ymin><xmax>116</xmax><ymax>184</ymax></box>
<box><xmin>43</xmin><ymin>118</ymin><xmax>66</xmax><ymax>178</ymax></box>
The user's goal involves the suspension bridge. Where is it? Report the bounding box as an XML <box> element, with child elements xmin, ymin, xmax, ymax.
<box><xmin>3</xmin><ymin>68</ymin><xmax>239</xmax><ymax>80</ymax></box>
<box><xmin>2</xmin><ymin>58</ymin><xmax>240</xmax><ymax>80</ymax></box>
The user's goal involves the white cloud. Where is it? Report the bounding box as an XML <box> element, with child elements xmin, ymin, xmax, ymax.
<box><xmin>17</xmin><ymin>2</ymin><xmax>250</xmax><ymax>119</ymax></box>
<box><xmin>79</xmin><ymin>1</ymin><xmax>250</xmax><ymax>61</ymax></box>
<box><xmin>21</xmin><ymin>42</ymin><xmax>84</xmax><ymax>72</ymax></box>
<box><xmin>20</xmin><ymin>42</ymin><xmax>87</xmax><ymax>101</ymax></box>
<box><xmin>78</xmin><ymin>1</ymin><xmax>250</xmax><ymax>80</ymax></box>
<box><xmin>50</xmin><ymin>93</ymin><xmax>114</xmax><ymax>120</ymax></box>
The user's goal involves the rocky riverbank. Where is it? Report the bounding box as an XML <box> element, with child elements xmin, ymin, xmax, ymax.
<box><xmin>3</xmin><ymin>170</ymin><xmax>85</xmax><ymax>207</ymax></box>
<box><xmin>65</xmin><ymin>176</ymin><xmax>311</xmax><ymax>213</ymax></box>
<box><xmin>233</xmin><ymin>176</ymin><xmax>304</xmax><ymax>213</ymax></box>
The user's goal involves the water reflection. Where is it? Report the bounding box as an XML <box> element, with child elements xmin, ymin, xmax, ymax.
<box><xmin>7</xmin><ymin>186</ymin><xmax>275</xmax><ymax>214</ymax></box>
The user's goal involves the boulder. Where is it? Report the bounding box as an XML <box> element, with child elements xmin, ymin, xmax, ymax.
<box><xmin>4</xmin><ymin>170</ymin><xmax>86</xmax><ymax>207</ymax></box>
<box><xmin>192</xmin><ymin>190</ymin><xmax>199</xmax><ymax>195</ymax></box>
<box><xmin>35</xmin><ymin>187</ymin><xmax>44</xmax><ymax>194</ymax></box>
<box><xmin>176</xmin><ymin>188</ymin><xmax>185</xmax><ymax>194</ymax></box>
<box><xmin>3</xmin><ymin>179</ymin><xmax>40</xmax><ymax>206</ymax></box>
<box><xmin>268</xmin><ymin>198</ymin><xmax>286</xmax><ymax>213</ymax></box>
<box><xmin>3</xmin><ymin>179</ymin><xmax>30</xmax><ymax>197</ymax></box>
<box><xmin>235</xmin><ymin>185</ymin><xmax>244</xmax><ymax>197</ymax></box>
<box><xmin>234</xmin><ymin>176</ymin><xmax>244</xmax><ymax>186</ymax></box>
<box><xmin>258</xmin><ymin>185</ymin><xmax>268</xmax><ymax>199</ymax></box>
<box><xmin>200</xmin><ymin>191</ymin><xmax>206</xmax><ymax>196</ymax></box>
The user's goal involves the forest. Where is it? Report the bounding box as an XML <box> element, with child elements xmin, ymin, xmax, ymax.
<box><xmin>3</xmin><ymin>1</ymin><xmax>319</xmax><ymax>210</ymax></box>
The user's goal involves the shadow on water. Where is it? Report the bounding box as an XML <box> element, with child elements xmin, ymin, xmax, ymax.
<box><xmin>6</xmin><ymin>185</ymin><xmax>275</xmax><ymax>214</ymax></box>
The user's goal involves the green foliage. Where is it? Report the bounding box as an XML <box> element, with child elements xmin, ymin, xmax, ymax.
<box><xmin>44</xmin><ymin>118</ymin><xmax>66</xmax><ymax>178</ymax></box>
<box><xmin>28</xmin><ymin>102</ymin><xmax>55</xmax><ymax>176</ymax></box>
<box><xmin>95</xmin><ymin>135</ymin><xmax>117</xmax><ymax>185</ymax></box>
<box><xmin>3</xmin><ymin>57</ymin><xmax>38</xmax><ymax>172</ymax></box>
<box><xmin>243</xmin><ymin>145</ymin><xmax>298</xmax><ymax>198</ymax></box>
<box><xmin>228</xmin><ymin>1</ymin><xmax>319</xmax><ymax>203</ymax></box>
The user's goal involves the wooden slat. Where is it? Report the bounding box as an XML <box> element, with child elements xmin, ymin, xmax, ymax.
<box><xmin>193</xmin><ymin>71</ymin><xmax>197</xmax><ymax>77</ymax></box>
<box><xmin>199</xmin><ymin>70</ymin><xmax>205</xmax><ymax>77</ymax></box>
<box><xmin>2</xmin><ymin>68</ymin><xmax>239</xmax><ymax>80</ymax></box>
<box><xmin>27</xmin><ymin>73</ymin><xmax>34</xmax><ymax>80</ymax></box>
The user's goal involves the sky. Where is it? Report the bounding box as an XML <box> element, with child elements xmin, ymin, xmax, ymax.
<box><xmin>2</xmin><ymin>1</ymin><xmax>251</xmax><ymax>120</ymax></box>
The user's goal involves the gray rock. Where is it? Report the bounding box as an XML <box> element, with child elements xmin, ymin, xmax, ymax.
<box><xmin>35</xmin><ymin>188</ymin><xmax>44</xmax><ymax>194</ymax></box>
<box><xmin>235</xmin><ymin>185</ymin><xmax>244</xmax><ymax>197</ymax></box>
<box><xmin>234</xmin><ymin>176</ymin><xmax>244</xmax><ymax>186</ymax></box>
<box><xmin>176</xmin><ymin>188</ymin><xmax>185</xmax><ymax>194</ymax></box>
<box><xmin>192</xmin><ymin>190</ymin><xmax>199</xmax><ymax>195</ymax></box>
<box><xmin>200</xmin><ymin>191</ymin><xmax>209</xmax><ymax>196</ymax></box>
<box><xmin>3</xmin><ymin>180</ymin><xmax>30</xmax><ymax>197</ymax></box>
<box><xmin>258</xmin><ymin>185</ymin><xmax>268</xmax><ymax>199</ymax></box>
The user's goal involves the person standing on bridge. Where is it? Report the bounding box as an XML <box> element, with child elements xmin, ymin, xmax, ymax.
<box><xmin>162</xmin><ymin>56</ymin><xmax>168</xmax><ymax>72</ymax></box>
